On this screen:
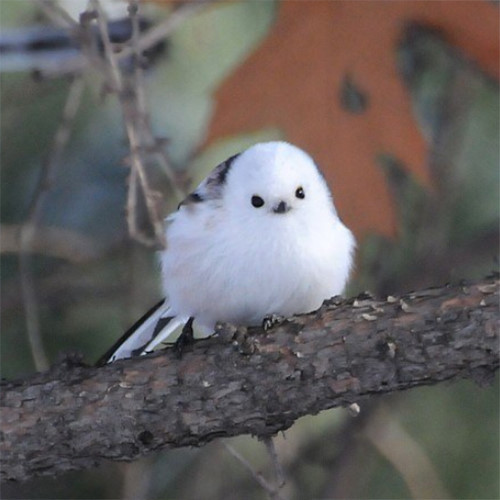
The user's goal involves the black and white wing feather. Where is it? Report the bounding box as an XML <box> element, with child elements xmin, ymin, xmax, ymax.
<box><xmin>98</xmin><ymin>152</ymin><xmax>241</xmax><ymax>364</ymax></box>
<box><xmin>97</xmin><ymin>300</ymin><xmax>185</xmax><ymax>365</ymax></box>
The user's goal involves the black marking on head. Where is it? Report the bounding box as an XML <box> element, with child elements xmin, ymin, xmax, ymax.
<box><xmin>191</xmin><ymin>152</ymin><xmax>242</xmax><ymax>202</ymax></box>
<box><xmin>178</xmin><ymin>191</ymin><xmax>204</xmax><ymax>209</ymax></box>
<box><xmin>217</xmin><ymin>153</ymin><xmax>241</xmax><ymax>184</ymax></box>
<box><xmin>214</xmin><ymin>153</ymin><xmax>240</xmax><ymax>186</ymax></box>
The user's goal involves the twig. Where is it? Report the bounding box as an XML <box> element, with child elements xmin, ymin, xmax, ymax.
<box><xmin>90</xmin><ymin>0</ymin><xmax>189</xmax><ymax>247</ymax></box>
<box><xmin>92</xmin><ymin>0</ymin><xmax>163</xmax><ymax>245</ymax></box>
<box><xmin>18</xmin><ymin>75</ymin><xmax>85</xmax><ymax>372</ymax></box>
<box><xmin>3</xmin><ymin>260</ymin><xmax>128</xmax><ymax>316</ymax></box>
<box><xmin>128</xmin><ymin>0</ymin><xmax>148</xmax><ymax>130</ymax></box>
<box><xmin>128</xmin><ymin>0</ymin><xmax>186</xmax><ymax>198</ymax></box>
<box><xmin>38</xmin><ymin>0</ymin><xmax>80</xmax><ymax>29</ymax></box>
<box><xmin>223</xmin><ymin>442</ymin><xmax>287</xmax><ymax>500</ymax></box>
<box><xmin>120</xmin><ymin>459</ymin><xmax>154</xmax><ymax>500</ymax></box>
<box><xmin>130</xmin><ymin>0</ymin><xmax>184</xmax><ymax>191</ymax></box>
<box><xmin>37</xmin><ymin>0</ymin><xmax>194</xmax><ymax>239</ymax></box>
<box><xmin>288</xmin><ymin>402</ymin><xmax>378</xmax><ymax>498</ymax></box>
<box><xmin>127</xmin><ymin>0</ymin><xmax>186</xmax><ymax>229</ymax></box>
<box><xmin>263</xmin><ymin>436</ymin><xmax>286</xmax><ymax>488</ymax></box>
<box><xmin>2</xmin><ymin>224</ymin><xmax>101</xmax><ymax>263</ymax></box>
<box><xmin>116</xmin><ymin>0</ymin><xmax>215</xmax><ymax>62</ymax></box>
<box><xmin>364</xmin><ymin>406</ymin><xmax>451</xmax><ymax>499</ymax></box>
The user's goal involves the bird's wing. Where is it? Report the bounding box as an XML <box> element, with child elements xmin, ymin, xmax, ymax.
<box><xmin>100</xmin><ymin>154</ymin><xmax>243</xmax><ymax>364</ymax></box>
<box><xmin>96</xmin><ymin>300</ymin><xmax>184</xmax><ymax>365</ymax></box>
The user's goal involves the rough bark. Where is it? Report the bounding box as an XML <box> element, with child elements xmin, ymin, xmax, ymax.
<box><xmin>1</xmin><ymin>278</ymin><xmax>498</xmax><ymax>482</ymax></box>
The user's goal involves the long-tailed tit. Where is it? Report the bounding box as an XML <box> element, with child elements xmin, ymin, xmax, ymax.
<box><xmin>100</xmin><ymin>141</ymin><xmax>355</xmax><ymax>363</ymax></box>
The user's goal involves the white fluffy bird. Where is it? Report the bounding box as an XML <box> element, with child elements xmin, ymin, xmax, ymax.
<box><xmin>100</xmin><ymin>141</ymin><xmax>355</xmax><ymax>363</ymax></box>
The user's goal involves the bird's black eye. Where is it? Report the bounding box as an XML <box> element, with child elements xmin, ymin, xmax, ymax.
<box><xmin>251</xmin><ymin>195</ymin><xmax>265</xmax><ymax>208</ymax></box>
<box><xmin>295</xmin><ymin>187</ymin><xmax>305</xmax><ymax>199</ymax></box>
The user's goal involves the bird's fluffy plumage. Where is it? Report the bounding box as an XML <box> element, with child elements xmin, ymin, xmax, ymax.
<box><xmin>101</xmin><ymin>141</ymin><xmax>355</xmax><ymax>363</ymax></box>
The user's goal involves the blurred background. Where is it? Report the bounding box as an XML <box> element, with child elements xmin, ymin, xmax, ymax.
<box><xmin>1</xmin><ymin>0</ymin><xmax>498</xmax><ymax>498</ymax></box>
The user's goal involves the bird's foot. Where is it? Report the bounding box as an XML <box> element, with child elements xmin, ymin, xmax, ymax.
<box><xmin>262</xmin><ymin>314</ymin><xmax>285</xmax><ymax>331</ymax></box>
<box><xmin>174</xmin><ymin>317</ymin><xmax>195</xmax><ymax>358</ymax></box>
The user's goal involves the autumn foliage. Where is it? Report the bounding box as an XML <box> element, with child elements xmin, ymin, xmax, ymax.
<box><xmin>206</xmin><ymin>1</ymin><xmax>499</xmax><ymax>240</ymax></box>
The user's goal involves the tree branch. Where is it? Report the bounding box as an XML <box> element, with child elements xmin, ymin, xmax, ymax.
<box><xmin>1</xmin><ymin>278</ymin><xmax>498</xmax><ymax>482</ymax></box>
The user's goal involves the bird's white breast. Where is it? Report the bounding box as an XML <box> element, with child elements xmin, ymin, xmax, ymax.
<box><xmin>161</xmin><ymin>202</ymin><xmax>354</xmax><ymax>333</ymax></box>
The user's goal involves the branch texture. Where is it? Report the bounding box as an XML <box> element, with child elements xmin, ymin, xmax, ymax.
<box><xmin>1</xmin><ymin>278</ymin><xmax>498</xmax><ymax>481</ymax></box>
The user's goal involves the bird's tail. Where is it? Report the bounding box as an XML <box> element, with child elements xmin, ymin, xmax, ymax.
<box><xmin>97</xmin><ymin>300</ymin><xmax>186</xmax><ymax>365</ymax></box>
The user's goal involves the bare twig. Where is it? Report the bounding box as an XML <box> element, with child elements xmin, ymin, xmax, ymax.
<box><xmin>127</xmin><ymin>0</ymin><xmax>185</xmax><ymax>237</ymax></box>
<box><xmin>33</xmin><ymin>0</ymin><xmax>214</xmax><ymax>81</ymax></box>
<box><xmin>38</xmin><ymin>0</ymin><xmax>80</xmax><ymax>29</ymax></box>
<box><xmin>35</xmin><ymin>0</ymin><xmax>201</xmax><ymax>244</ymax></box>
<box><xmin>128</xmin><ymin>0</ymin><xmax>148</xmax><ymax>130</ymax></box>
<box><xmin>223</xmin><ymin>442</ymin><xmax>287</xmax><ymax>500</ymax></box>
<box><xmin>116</xmin><ymin>0</ymin><xmax>215</xmax><ymax>62</ymax></box>
<box><xmin>120</xmin><ymin>459</ymin><xmax>154</xmax><ymax>500</ymax></box>
<box><xmin>364</xmin><ymin>405</ymin><xmax>450</xmax><ymax>499</ymax></box>
<box><xmin>18</xmin><ymin>76</ymin><xmax>85</xmax><ymax>372</ymax></box>
<box><xmin>3</xmin><ymin>257</ymin><xmax>129</xmax><ymax>316</ymax></box>
<box><xmin>128</xmin><ymin>0</ymin><xmax>184</xmax><ymax>196</ymax></box>
<box><xmin>263</xmin><ymin>437</ymin><xmax>286</xmax><ymax>488</ymax></box>
<box><xmin>2</xmin><ymin>224</ymin><xmax>101</xmax><ymax>263</ymax></box>
<box><xmin>91</xmin><ymin>0</ymin><xmax>163</xmax><ymax>245</ymax></box>
<box><xmin>88</xmin><ymin>0</ymin><xmax>190</xmax><ymax>247</ymax></box>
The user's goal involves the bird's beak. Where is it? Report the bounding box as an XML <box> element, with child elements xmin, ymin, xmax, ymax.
<box><xmin>272</xmin><ymin>200</ymin><xmax>291</xmax><ymax>214</ymax></box>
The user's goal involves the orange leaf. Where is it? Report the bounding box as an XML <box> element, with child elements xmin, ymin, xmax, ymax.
<box><xmin>205</xmin><ymin>1</ymin><xmax>499</xmax><ymax>240</ymax></box>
